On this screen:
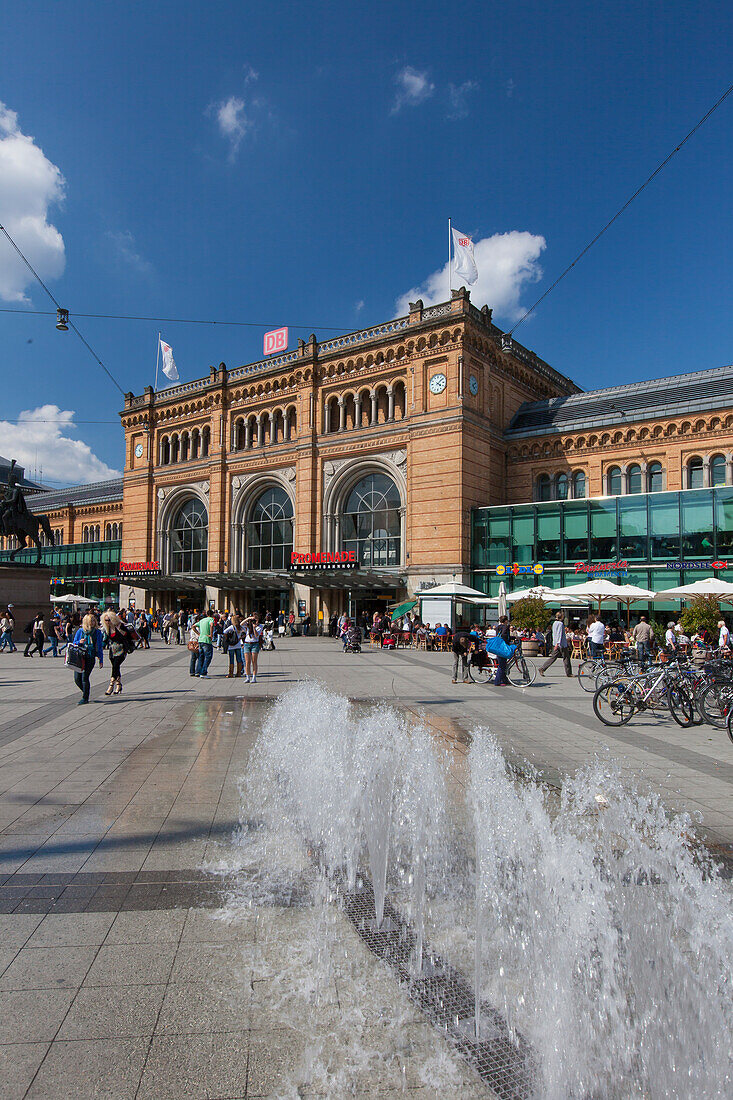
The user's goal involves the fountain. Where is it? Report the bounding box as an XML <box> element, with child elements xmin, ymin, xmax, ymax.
<box><xmin>225</xmin><ymin>682</ymin><xmax>733</xmax><ymax>1099</ymax></box>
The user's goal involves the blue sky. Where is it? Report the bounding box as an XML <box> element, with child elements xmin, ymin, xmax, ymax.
<box><xmin>0</xmin><ymin>0</ymin><xmax>731</xmax><ymax>484</ymax></box>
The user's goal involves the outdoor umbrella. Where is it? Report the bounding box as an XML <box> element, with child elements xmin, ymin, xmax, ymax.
<box><xmin>497</xmin><ymin>581</ymin><xmax>508</xmax><ymax>619</ymax></box>
<box><xmin>51</xmin><ymin>593</ymin><xmax>96</xmax><ymax>605</ymax></box>
<box><xmin>654</xmin><ymin>577</ymin><xmax>733</xmax><ymax>606</ymax></box>
<box><xmin>419</xmin><ymin>581</ymin><xmax>493</xmax><ymax>598</ymax></box>
<box><xmin>504</xmin><ymin>585</ymin><xmax>584</xmax><ymax>604</ymax></box>
<box><xmin>549</xmin><ymin>578</ymin><xmax>655</xmax><ymax>624</ymax></box>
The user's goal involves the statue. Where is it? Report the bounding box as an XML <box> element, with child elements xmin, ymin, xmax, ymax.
<box><xmin>0</xmin><ymin>460</ymin><xmax>54</xmax><ymax>564</ymax></box>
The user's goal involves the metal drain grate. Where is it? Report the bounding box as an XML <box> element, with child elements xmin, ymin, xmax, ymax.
<box><xmin>338</xmin><ymin>878</ymin><xmax>536</xmax><ymax>1100</ymax></box>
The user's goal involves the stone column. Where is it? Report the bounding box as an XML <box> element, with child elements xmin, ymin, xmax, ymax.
<box><xmin>338</xmin><ymin>398</ymin><xmax>346</xmax><ymax>432</ymax></box>
<box><xmin>354</xmin><ymin>396</ymin><xmax>362</xmax><ymax>429</ymax></box>
<box><xmin>245</xmin><ymin>420</ymin><xmax>252</xmax><ymax>449</ymax></box>
<box><xmin>370</xmin><ymin>391</ymin><xmax>377</xmax><ymax>427</ymax></box>
<box><xmin>269</xmin><ymin>411</ymin><xmax>277</xmax><ymax>445</ymax></box>
<box><xmin>284</xmin><ymin>414</ymin><xmax>291</xmax><ymax>442</ymax></box>
<box><xmin>703</xmin><ymin>456</ymin><xmax>711</xmax><ymax>488</ymax></box>
<box><xmin>257</xmin><ymin>416</ymin><xmax>265</xmax><ymax>447</ymax></box>
<box><xmin>387</xmin><ymin>387</ymin><xmax>395</xmax><ymax>422</ymax></box>
<box><xmin>726</xmin><ymin>453</ymin><xmax>733</xmax><ymax>486</ymax></box>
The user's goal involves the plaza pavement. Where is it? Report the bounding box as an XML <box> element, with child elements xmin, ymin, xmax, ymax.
<box><xmin>0</xmin><ymin>635</ymin><xmax>731</xmax><ymax>1098</ymax></box>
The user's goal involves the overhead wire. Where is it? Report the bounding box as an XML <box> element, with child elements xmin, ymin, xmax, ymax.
<box><xmin>506</xmin><ymin>81</ymin><xmax>733</xmax><ymax>338</ymax></box>
<box><xmin>0</xmin><ymin>305</ymin><xmax>347</xmax><ymax>331</ymax></box>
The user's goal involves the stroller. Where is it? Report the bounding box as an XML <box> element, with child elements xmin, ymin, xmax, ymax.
<box><xmin>343</xmin><ymin>625</ymin><xmax>362</xmax><ymax>654</ymax></box>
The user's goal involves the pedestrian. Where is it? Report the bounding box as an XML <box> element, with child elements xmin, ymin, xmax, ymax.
<box><xmin>288</xmin><ymin>610</ymin><xmax>296</xmax><ymax>636</ymax></box>
<box><xmin>242</xmin><ymin>613</ymin><xmax>263</xmax><ymax>682</ymax></box>
<box><xmin>665</xmin><ymin>621</ymin><xmax>678</xmax><ymax>653</ymax></box>
<box><xmin>194</xmin><ymin>611</ymin><xmax>215</xmax><ymax>677</ymax></box>
<box><xmin>631</xmin><ymin>615</ymin><xmax>654</xmax><ymax>665</ymax></box>
<box><xmin>24</xmin><ymin>613</ymin><xmax>45</xmax><ymax>657</ymax></box>
<box><xmin>100</xmin><ymin>610</ymin><xmax>132</xmax><ymax>695</ymax></box>
<box><xmin>223</xmin><ymin>613</ymin><xmax>244</xmax><ymax>677</ymax></box>
<box><xmin>494</xmin><ymin>615</ymin><xmax>512</xmax><ymax>686</ymax></box>
<box><xmin>303</xmin><ymin>613</ymin><xmax>311</xmax><ymax>636</ymax></box>
<box><xmin>586</xmin><ymin>614</ymin><xmax>606</xmax><ymax>659</ymax></box>
<box><xmin>0</xmin><ymin>609</ymin><xmax>15</xmax><ymax>652</ymax></box>
<box><xmin>451</xmin><ymin>622</ymin><xmax>472</xmax><ymax>684</ymax></box>
<box><xmin>539</xmin><ymin>612</ymin><xmax>573</xmax><ymax>678</ymax></box>
<box><xmin>718</xmin><ymin>619</ymin><xmax>730</xmax><ymax>652</ymax></box>
<box><xmin>43</xmin><ymin>617</ymin><xmax>64</xmax><ymax>657</ymax></box>
<box><xmin>71</xmin><ymin>613</ymin><xmax>105</xmax><ymax>704</ymax></box>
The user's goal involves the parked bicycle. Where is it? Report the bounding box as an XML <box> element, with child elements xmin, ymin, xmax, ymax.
<box><xmin>593</xmin><ymin>658</ymin><xmax>696</xmax><ymax>728</ymax></box>
<box><xmin>468</xmin><ymin>645</ymin><xmax>537</xmax><ymax>687</ymax></box>
<box><xmin>577</xmin><ymin>650</ymin><xmax>645</xmax><ymax>693</ymax></box>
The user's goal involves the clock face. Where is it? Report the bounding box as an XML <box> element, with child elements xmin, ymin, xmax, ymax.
<box><xmin>134</xmin><ymin>443</ymin><xmax>144</xmax><ymax>459</ymax></box>
<box><xmin>469</xmin><ymin>374</ymin><xmax>478</xmax><ymax>396</ymax></box>
<box><xmin>429</xmin><ymin>372</ymin><xmax>447</xmax><ymax>395</ymax></box>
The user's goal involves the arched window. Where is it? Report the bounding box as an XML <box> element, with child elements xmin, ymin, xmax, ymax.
<box><xmin>247</xmin><ymin>487</ymin><xmax>294</xmax><ymax>571</ymax></box>
<box><xmin>555</xmin><ymin>472</ymin><xmax>569</xmax><ymax>500</ymax></box>
<box><xmin>687</xmin><ymin>456</ymin><xmax>703</xmax><ymax>489</ymax></box>
<box><xmin>572</xmin><ymin>471</ymin><xmax>586</xmax><ymax>499</ymax></box>
<box><xmin>627</xmin><ymin>464</ymin><xmax>642</xmax><ymax>494</ymax></box>
<box><xmin>607</xmin><ymin>466</ymin><xmax>622</xmax><ymax>495</ymax></box>
<box><xmin>170</xmin><ymin>499</ymin><xmax>208</xmax><ymax>573</ymax></box>
<box><xmin>536</xmin><ymin>474</ymin><xmax>552</xmax><ymax>501</ymax></box>
<box><xmin>711</xmin><ymin>454</ymin><xmax>727</xmax><ymax>487</ymax></box>
<box><xmin>342</xmin><ymin>472</ymin><xmax>401</xmax><ymax>567</ymax></box>
<box><xmin>648</xmin><ymin>462</ymin><xmax>663</xmax><ymax>492</ymax></box>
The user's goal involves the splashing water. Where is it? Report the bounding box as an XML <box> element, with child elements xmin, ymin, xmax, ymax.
<box><xmin>227</xmin><ymin>683</ymin><xmax>732</xmax><ymax>1099</ymax></box>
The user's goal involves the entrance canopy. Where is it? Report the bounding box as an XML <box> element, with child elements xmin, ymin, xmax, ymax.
<box><xmin>291</xmin><ymin>568</ymin><xmax>405</xmax><ymax>591</ymax></box>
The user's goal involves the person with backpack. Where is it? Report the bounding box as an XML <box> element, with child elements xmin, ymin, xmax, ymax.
<box><xmin>71</xmin><ymin>613</ymin><xmax>105</xmax><ymax>704</ymax></box>
<box><xmin>100</xmin><ymin>611</ymin><xmax>133</xmax><ymax>695</ymax></box>
<box><xmin>222</xmin><ymin>613</ymin><xmax>244</xmax><ymax>677</ymax></box>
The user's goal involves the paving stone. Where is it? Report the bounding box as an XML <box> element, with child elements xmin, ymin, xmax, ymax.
<box><xmin>0</xmin><ymin>945</ymin><xmax>98</xmax><ymax>991</ymax></box>
<box><xmin>136</xmin><ymin>1033</ymin><xmax>250</xmax><ymax>1099</ymax></box>
<box><xmin>26</xmin><ymin>913</ymin><xmax>115</xmax><ymax>948</ymax></box>
<box><xmin>84</xmin><ymin>943</ymin><xmax>177</xmax><ymax>987</ymax></box>
<box><xmin>0</xmin><ymin>987</ymin><xmax>77</xmax><ymax>1043</ymax></box>
<box><xmin>104</xmin><ymin>909</ymin><xmax>187</xmax><ymax>944</ymax></box>
<box><xmin>23</xmin><ymin>1038</ymin><xmax>148</xmax><ymax>1100</ymax></box>
<box><xmin>0</xmin><ymin>1042</ymin><xmax>50</xmax><ymax>1100</ymax></box>
<box><xmin>56</xmin><ymin>984</ymin><xmax>167</xmax><ymax>1040</ymax></box>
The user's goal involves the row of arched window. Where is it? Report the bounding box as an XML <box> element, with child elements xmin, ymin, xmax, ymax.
<box><xmin>159</xmin><ymin>427</ymin><xmax>210</xmax><ymax>466</ymax></box>
<box><xmin>605</xmin><ymin>463</ymin><xmax>664</xmax><ymax>496</ymax></box>
<box><xmin>323</xmin><ymin>382</ymin><xmax>407</xmax><ymax>434</ymax></box>
<box><xmin>536</xmin><ymin>471</ymin><xmax>586</xmax><ymax>501</ymax></box>
<box><xmin>683</xmin><ymin>454</ymin><xmax>728</xmax><ymax>489</ymax></box>
<box><xmin>81</xmin><ymin>524</ymin><xmax>122</xmax><ymax>543</ymax></box>
<box><xmin>166</xmin><ymin>471</ymin><xmax>403</xmax><ymax>575</ymax></box>
<box><xmin>231</xmin><ymin>407</ymin><xmax>297</xmax><ymax>451</ymax></box>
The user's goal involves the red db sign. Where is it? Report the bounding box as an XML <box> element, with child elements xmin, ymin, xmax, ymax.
<box><xmin>263</xmin><ymin>327</ymin><xmax>288</xmax><ymax>356</ymax></box>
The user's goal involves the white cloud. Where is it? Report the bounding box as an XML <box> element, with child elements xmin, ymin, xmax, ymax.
<box><xmin>106</xmin><ymin>230</ymin><xmax>152</xmax><ymax>275</ymax></box>
<box><xmin>355</xmin><ymin>299</ymin><xmax>365</xmax><ymax>314</ymax></box>
<box><xmin>447</xmin><ymin>81</ymin><xmax>479</xmax><ymax>119</ymax></box>
<box><xmin>0</xmin><ymin>406</ymin><xmax>120</xmax><ymax>486</ymax></box>
<box><xmin>391</xmin><ymin>66</ymin><xmax>435</xmax><ymax>113</ymax></box>
<box><xmin>0</xmin><ymin>102</ymin><xmax>65</xmax><ymax>302</ymax></box>
<box><xmin>395</xmin><ymin>231</ymin><xmax>546</xmax><ymax>323</ymax></box>
<box><xmin>213</xmin><ymin>95</ymin><xmax>250</xmax><ymax>158</ymax></box>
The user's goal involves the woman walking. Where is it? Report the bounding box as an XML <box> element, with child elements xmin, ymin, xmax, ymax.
<box><xmin>24</xmin><ymin>614</ymin><xmax>45</xmax><ymax>657</ymax></box>
<box><xmin>72</xmin><ymin>613</ymin><xmax>105</xmax><ymax>705</ymax></box>
<box><xmin>101</xmin><ymin>611</ymin><xmax>131</xmax><ymax>695</ymax></box>
<box><xmin>242</xmin><ymin>613</ymin><xmax>263</xmax><ymax>683</ymax></box>
<box><xmin>223</xmin><ymin>613</ymin><xmax>244</xmax><ymax>677</ymax></box>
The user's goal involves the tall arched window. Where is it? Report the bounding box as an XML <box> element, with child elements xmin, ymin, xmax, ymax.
<box><xmin>342</xmin><ymin>472</ymin><xmax>401</xmax><ymax>567</ymax></box>
<box><xmin>536</xmin><ymin>474</ymin><xmax>551</xmax><ymax>501</ymax></box>
<box><xmin>711</xmin><ymin>454</ymin><xmax>727</xmax><ymax>487</ymax></box>
<box><xmin>555</xmin><ymin>472</ymin><xmax>569</xmax><ymax>500</ymax></box>
<box><xmin>627</xmin><ymin>464</ymin><xmax>642</xmax><ymax>494</ymax></box>
<box><xmin>572</xmin><ymin>471</ymin><xmax>586</xmax><ymax>499</ymax></box>
<box><xmin>648</xmin><ymin>462</ymin><xmax>663</xmax><ymax>492</ymax></box>
<box><xmin>687</xmin><ymin>456</ymin><xmax>703</xmax><ymax>489</ymax></box>
<box><xmin>607</xmin><ymin>466</ymin><xmax>622</xmax><ymax>495</ymax></box>
<box><xmin>247</xmin><ymin>487</ymin><xmax>293</xmax><ymax>571</ymax></box>
<box><xmin>170</xmin><ymin>499</ymin><xmax>208</xmax><ymax>573</ymax></box>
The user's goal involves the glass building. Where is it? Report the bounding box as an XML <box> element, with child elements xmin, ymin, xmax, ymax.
<box><xmin>0</xmin><ymin>540</ymin><xmax>122</xmax><ymax>604</ymax></box>
<box><xmin>471</xmin><ymin>487</ymin><xmax>733</xmax><ymax>605</ymax></box>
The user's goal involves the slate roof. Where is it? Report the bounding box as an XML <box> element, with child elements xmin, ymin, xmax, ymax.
<box><xmin>0</xmin><ymin>455</ymin><xmax>47</xmax><ymax>491</ymax></box>
<box><xmin>30</xmin><ymin>478</ymin><xmax>123</xmax><ymax>512</ymax></box>
<box><xmin>506</xmin><ymin>364</ymin><xmax>733</xmax><ymax>437</ymax></box>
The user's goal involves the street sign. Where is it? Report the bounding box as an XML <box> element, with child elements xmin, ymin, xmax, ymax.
<box><xmin>263</xmin><ymin>327</ymin><xmax>288</xmax><ymax>356</ymax></box>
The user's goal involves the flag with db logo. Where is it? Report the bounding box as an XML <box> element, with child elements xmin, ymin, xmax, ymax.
<box><xmin>451</xmin><ymin>227</ymin><xmax>478</xmax><ymax>286</ymax></box>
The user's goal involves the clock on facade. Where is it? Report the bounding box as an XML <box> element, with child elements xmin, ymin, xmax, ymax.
<box><xmin>469</xmin><ymin>374</ymin><xmax>479</xmax><ymax>396</ymax></box>
<box><xmin>429</xmin><ymin>372</ymin><xmax>447</xmax><ymax>395</ymax></box>
<box><xmin>134</xmin><ymin>443</ymin><xmax>144</xmax><ymax>458</ymax></box>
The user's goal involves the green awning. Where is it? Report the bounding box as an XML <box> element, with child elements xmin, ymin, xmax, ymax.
<box><xmin>390</xmin><ymin>599</ymin><xmax>417</xmax><ymax>621</ymax></box>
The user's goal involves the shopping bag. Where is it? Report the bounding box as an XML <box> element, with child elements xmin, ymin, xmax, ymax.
<box><xmin>65</xmin><ymin>642</ymin><xmax>85</xmax><ymax>671</ymax></box>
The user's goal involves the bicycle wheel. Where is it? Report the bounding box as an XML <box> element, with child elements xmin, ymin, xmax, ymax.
<box><xmin>668</xmin><ymin>682</ymin><xmax>695</xmax><ymax>728</ymax></box>
<box><xmin>727</xmin><ymin>708</ymin><xmax>733</xmax><ymax>746</ymax></box>
<box><xmin>593</xmin><ymin>681</ymin><xmax>636</xmax><ymax>726</ymax></box>
<box><xmin>507</xmin><ymin>656</ymin><xmax>536</xmax><ymax>687</ymax></box>
<box><xmin>595</xmin><ymin>662</ymin><xmax>625</xmax><ymax>690</ymax></box>
<box><xmin>577</xmin><ymin>660</ymin><xmax>599</xmax><ymax>692</ymax></box>
<box><xmin>697</xmin><ymin>682</ymin><xmax>733</xmax><ymax>729</ymax></box>
<box><xmin>468</xmin><ymin>662</ymin><xmax>491</xmax><ymax>684</ymax></box>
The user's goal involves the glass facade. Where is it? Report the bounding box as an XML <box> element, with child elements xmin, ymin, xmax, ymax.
<box><xmin>171</xmin><ymin>499</ymin><xmax>208</xmax><ymax>573</ymax></box>
<box><xmin>0</xmin><ymin>540</ymin><xmax>122</xmax><ymax>602</ymax></box>
<box><xmin>247</xmin><ymin>487</ymin><xmax>294</xmax><ymax>571</ymax></box>
<box><xmin>471</xmin><ymin>487</ymin><xmax>733</xmax><ymax>598</ymax></box>
<box><xmin>342</xmin><ymin>473</ymin><xmax>401</xmax><ymax>567</ymax></box>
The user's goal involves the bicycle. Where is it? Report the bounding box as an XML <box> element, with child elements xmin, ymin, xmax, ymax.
<box><xmin>593</xmin><ymin>659</ymin><xmax>696</xmax><ymax>728</ymax></box>
<box><xmin>577</xmin><ymin>651</ymin><xmax>644</xmax><ymax>693</ymax></box>
<box><xmin>468</xmin><ymin>646</ymin><xmax>537</xmax><ymax>687</ymax></box>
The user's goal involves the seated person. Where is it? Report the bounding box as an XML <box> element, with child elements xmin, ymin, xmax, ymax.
<box><xmin>434</xmin><ymin>622</ymin><xmax>448</xmax><ymax>638</ymax></box>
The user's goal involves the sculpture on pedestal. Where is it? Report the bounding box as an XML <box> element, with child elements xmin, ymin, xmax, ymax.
<box><xmin>0</xmin><ymin>460</ymin><xmax>54</xmax><ymax>564</ymax></box>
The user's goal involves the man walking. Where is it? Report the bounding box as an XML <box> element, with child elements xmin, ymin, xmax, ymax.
<box><xmin>194</xmin><ymin>611</ymin><xmax>214</xmax><ymax>677</ymax></box>
<box><xmin>539</xmin><ymin>611</ymin><xmax>572</xmax><ymax>678</ymax></box>
<box><xmin>451</xmin><ymin>623</ymin><xmax>472</xmax><ymax>684</ymax></box>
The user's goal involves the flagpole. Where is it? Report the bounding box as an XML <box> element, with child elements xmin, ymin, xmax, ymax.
<box><xmin>447</xmin><ymin>218</ymin><xmax>452</xmax><ymax>302</ymax></box>
<box><xmin>154</xmin><ymin>332</ymin><xmax>160</xmax><ymax>393</ymax></box>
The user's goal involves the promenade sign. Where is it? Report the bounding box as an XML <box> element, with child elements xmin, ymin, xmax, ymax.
<box><xmin>290</xmin><ymin>550</ymin><xmax>356</xmax><ymax>572</ymax></box>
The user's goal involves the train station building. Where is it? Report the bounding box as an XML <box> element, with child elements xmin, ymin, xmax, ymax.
<box><xmin>5</xmin><ymin>291</ymin><xmax>733</xmax><ymax>624</ymax></box>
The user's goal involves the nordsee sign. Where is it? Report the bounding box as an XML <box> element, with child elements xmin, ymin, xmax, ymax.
<box><xmin>665</xmin><ymin>559</ymin><xmax>728</xmax><ymax>570</ymax></box>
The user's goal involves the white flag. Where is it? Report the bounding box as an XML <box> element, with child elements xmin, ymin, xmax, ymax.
<box><xmin>159</xmin><ymin>338</ymin><xmax>179</xmax><ymax>381</ymax></box>
<box><xmin>451</xmin><ymin>227</ymin><xmax>478</xmax><ymax>286</ymax></box>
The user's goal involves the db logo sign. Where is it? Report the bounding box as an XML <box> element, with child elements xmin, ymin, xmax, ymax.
<box><xmin>263</xmin><ymin>327</ymin><xmax>288</xmax><ymax>356</ymax></box>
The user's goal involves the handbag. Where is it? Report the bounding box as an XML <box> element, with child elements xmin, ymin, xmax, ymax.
<box><xmin>187</xmin><ymin>638</ymin><xmax>199</xmax><ymax>652</ymax></box>
<box><xmin>65</xmin><ymin>642</ymin><xmax>86</xmax><ymax>671</ymax></box>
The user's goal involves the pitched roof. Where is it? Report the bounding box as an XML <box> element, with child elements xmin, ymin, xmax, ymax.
<box><xmin>30</xmin><ymin>478</ymin><xmax>123</xmax><ymax>512</ymax></box>
<box><xmin>505</xmin><ymin>364</ymin><xmax>733</xmax><ymax>437</ymax></box>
